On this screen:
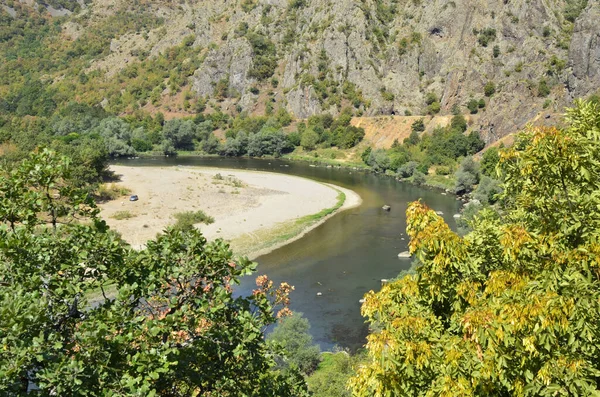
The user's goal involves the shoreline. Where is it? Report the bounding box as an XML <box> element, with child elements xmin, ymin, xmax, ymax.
<box><xmin>99</xmin><ymin>166</ymin><xmax>362</xmax><ymax>258</ymax></box>
<box><xmin>242</xmin><ymin>184</ymin><xmax>362</xmax><ymax>260</ymax></box>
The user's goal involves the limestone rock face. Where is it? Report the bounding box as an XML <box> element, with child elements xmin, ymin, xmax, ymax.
<box><xmin>192</xmin><ymin>39</ymin><xmax>254</xmax><ymax>99</ymax></box>
<box><xmin>568</xmin><ymin>2</ymin><xmax>600</xmax><ymax>99</ymax></box>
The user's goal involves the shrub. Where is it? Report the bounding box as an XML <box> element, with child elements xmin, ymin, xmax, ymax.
<box><xmin>398</xmin><ymin>161</ymin><xmax>418</xmax><ymax>178</ymax></box>
<box><xmin>96</xmin><ymin>184</ymin><xmax>132</xmax><ymax>201</ymax></box>
<box><xmin>110</xmin><ymin>210</ymin><xmax>136</xmax><ymax>220</ymax></box>
<box><xmin>484</xmin><ymin>81</ymin><xmax>496</xmax><ymax>97</ymax></box>
<box><xmin>477</xmin><ymin>27</ymin><xmax>496</xmax><ymax>47</ymax></box>
<box><xmin>300</xmin><ymin>129</ymin><xmax>319</xmax><ymax>151</ymax></box>
<box><xmin>538</xmin><ymin>79</ymin><xmax>551</xmax><ymax>97</ymax></box>
<box><xmin>411</xmin><ymin>118</ymin><xmax>425</xmax><ymax>133</ymax></box>
<box><xmin>425</xmin><ymin>92</ymin><xmax>438</xmax><ymax>105</ymax></box>
<box><xmin>412</xmin><ymin>170</ymin><xmax>426</xmax><ymax>185</ymax></box>
<box><xmin>473</xmin><ymin>175</ymin><xmax>503</xmax><ymax>205</ymax></box>
<box><xmin>173</xmin><ymin>210</ymin><xmax>215</xmax><ymax>231</ymax></box>
<box><xmin>467</xmin><ymin>99</ymin><xmax>479</xmax><ymax>114</ymax></box>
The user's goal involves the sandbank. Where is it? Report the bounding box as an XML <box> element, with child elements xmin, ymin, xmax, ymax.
<box><xmin>99</xmin><ymin>165</ymin><xmax>361</xmax><ymax>258</ymax></box>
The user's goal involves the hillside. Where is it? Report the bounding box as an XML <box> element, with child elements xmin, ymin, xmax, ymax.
<box><xmin>0</xmin><ymin>0</ymin><xmax>598</xmax><ymax>146</ymax></box>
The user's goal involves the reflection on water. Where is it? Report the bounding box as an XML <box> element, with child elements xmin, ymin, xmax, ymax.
<box><xmin>114</xmin><ymin>156</ymin><xmax>462</xmax><ymax>350</ymax></box>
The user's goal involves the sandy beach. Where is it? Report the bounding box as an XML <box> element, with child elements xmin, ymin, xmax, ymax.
<box><xmin>99</xmin><ymin>166</ymin><xmax>361</xmax><ymax>258</ymax></box>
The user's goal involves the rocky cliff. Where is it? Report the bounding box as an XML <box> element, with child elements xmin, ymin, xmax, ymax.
<box><xmin>12</xmin><ymin>0</ymin><xmax>600</xmax><ymax>143</ymax></box>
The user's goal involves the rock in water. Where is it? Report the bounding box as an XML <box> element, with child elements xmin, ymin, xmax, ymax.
<box><xmin>398</xmin><ymin>251</ymin><xmax>411</xmax><ymax>258</ymax></box>
<box><xmin>382</xmin><ymin>205</ymin><xmax>391</xmax><ymax>211</ymax></box>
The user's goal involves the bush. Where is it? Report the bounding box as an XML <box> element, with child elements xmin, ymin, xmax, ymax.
<box><xmin>172</xmin><ymin>210</ymin><xmax>215</xmax><ymax>231</ymax></box>
<box><xmin>96</xmin><ymin>184</ymin><xmax>132</xmax><ymax>201</ymax></box>
<box><xmin>110</xmin><ymin>210</ymin><xmax>136</xmax><ymax>220</ymax></box>
<box><xmin>307</xmin><ymin>351</ymin><xmax>357</xmax><ymax>397</ymax></box>
<box><xmin>411</xmin><ymin>118</ymin><xmax>425</xmax><ymax>133</ymax></box>
<box><xmin>467</xmin><ymin>99</ymin><xmax>479</xmax><ymax>114</ymax></box>
<box><xmin>473</xmin><ymin>175</ymin><xmax>503</xmax><ymax>205</ymax></box>
<box><xmin>538</xmin><ymin>79</ymin><xmax>551</xmax><ymax>97</ymax></box>
<box><xmin>412</xmin><ymin>170</ymin><xmax>426</xmax><ymax>185</ymax></box>
<box><xmin>484</xmin><ymin>81</ymin><xmax>496</xmax><ymax>97</ymax></box>
<box><xmin>398</xmin><ymin>161</ymin><xmax>418</xmax><ymax>178</ymax></box>
<box><xmin>427</xmin><ymin>101</ymin><xmax>441</xmax><ymax>115</ymax></box>
<box><xmin>367</xmin><ymin>149</ymin><xmax>391</xmax><ymax>172</ymax></box>
<box><xmin>477</xmin><ymin>27</ymin><xmax>496</xmax><ymax>47</ymax></box>
<box><xmin>454</xmin><ymin>157</ymin><xmax>480</xmax><ymax>194</ymax></box>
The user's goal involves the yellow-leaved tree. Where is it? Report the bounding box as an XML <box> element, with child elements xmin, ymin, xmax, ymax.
<box><xmin>350</xmin><ymin>100</ymin><xmax>600</xmax><ymax>396</ymax></box>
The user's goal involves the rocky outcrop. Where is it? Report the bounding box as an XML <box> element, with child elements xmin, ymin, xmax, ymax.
<box><xmin>568</xmin><ymin>2</ymin><xmax>600</xmax><ymax>99</ymax></box>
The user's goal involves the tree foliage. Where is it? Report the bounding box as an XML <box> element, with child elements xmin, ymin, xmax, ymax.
<box><xmin>267</xmin><ymin>313</ymin><xmax>321</xmax><ymax>375</ymax></box>
<box><xmin>0</xmin><ymin>150</ymin><xmax>309</xmax><ymax>396</ymax></box>
<box><xmin>351</xmin><ymin>100</ymin><xmax>600</xmax><ymax>396</ymax></box>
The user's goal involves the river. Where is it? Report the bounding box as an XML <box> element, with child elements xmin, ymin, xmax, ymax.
<box><xmin>114</xmin><ymin>156</ymin><xmax>462</xmax><ymax>351</ymax></box>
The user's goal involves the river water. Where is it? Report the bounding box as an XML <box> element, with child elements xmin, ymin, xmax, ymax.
<box><xmin>114</xmin><ymin>156</ymin><xmax>462</xmax><ymax>350</ymax></box>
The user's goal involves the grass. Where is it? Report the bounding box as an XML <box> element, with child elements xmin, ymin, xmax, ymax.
<box><xmin>424</xmin><ymin>174</ymin><xmax>456</xmax><ymax>190</ymax></box>
<box><xmin>96</xmin><ymin>184</ymin><xmax>132</xmax><ymax>201</ymax></box>
<box><xmin>172</xmin><ymin>210</ymin><xmax>215</xmax><ymax>231</ymax></box>
<box><xmin>212</xmin><ymin>173</ymin><xmax>246</xmax><ymax>188</ymax></box>
<box><xmin>231</xmin><ymin>190</ymin><xmax>346</xmax><ymax>257</ymax></box>
<box><xmin>110</xmin><ymin>210</ymin><xmax>136</xmax><ymax>220</ymax></box>
<box><xmin>284</xmin><ymin>153</ymin><xmax>369</xmax><ymax>169</ymax></box>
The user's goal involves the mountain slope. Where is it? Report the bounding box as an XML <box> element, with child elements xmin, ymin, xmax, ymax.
<box><xmin>1</xmin><ymin>0</ymin><xmax>598</xmax><ymax>144</ymax></box>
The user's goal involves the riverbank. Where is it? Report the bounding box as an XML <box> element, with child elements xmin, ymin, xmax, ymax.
<box><xmin>99</xmin><ymin>166</ymin><xmax>361</xmax><ymax>258</ymax></box>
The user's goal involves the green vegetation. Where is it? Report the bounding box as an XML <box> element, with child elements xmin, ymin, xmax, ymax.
<box><xmin>0</xmin><ymin>150</ymin><xmax>308</xmax><ymax>396</ymax></box>
<box><xmin>172</xmin><ymin>209</ymin><xmax>215</xmax><ymax>231</ymax></box>
<box><xmin>476</xmin><ymin>27</ymin><xmax>497</xmax><ymax>47</ymax></box>
<box><xmin>268</xmin><ymin>313</ymin><xmax>321</xmax><ymax>375</ymax></box>
<box><xmin>484</xmin><ymin>81</ymin><xmax>496</xmax><ymax>97</ymax></box>
<box><xmin>362</xmin><ymin>114</ymin><xmax>485</xmax><ymax>188</ymax></box>
<box><xmin>96</xmin><ymin>183</ymin><xmax>132</xmax><ymax>201</ymax></box>
<box><xmin>307</xmin><ymin>351</ymin><xmax>360</xmax><ymax>396</ymax></box>
<box><xmin>350</xmin><ymin>100</ymin><xmax>600</xmax><ymax>396</ymax></box>
<box><xmin>110</xmin><ymin>210</ymin><xmax>136</xmax><ymax>220</ymax></box>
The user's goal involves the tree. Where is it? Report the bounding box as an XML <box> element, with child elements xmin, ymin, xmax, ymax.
<box><xmin>350</xmin><ymin>100</ymin><xmax>600</xmax><ymax>396</ymax></box>
<box><xmin>454</xmin><ymin>156</ymin><xmax>480</xmax><ymax>194</ymax></box>
<box><xmin>480</xmin><ymin>146</ymin><xmax>501</xmax><ymax>177</ymax></box>
<box><xmin>267</xmin><ymin>313</ymin><xmax>321</xmax><ymax>375</ymax></box>
<box><xmin>162</xmin><ymin>119</ymin><xmax>197</xmax><ymax>150</ymax></box>
<box><xmin>450</xmin><ymin>113</ymin><xmax>467</xmax><ymax>132</ymax></box>
<box><xmin>300</xmin><ymin>129</ymin><xmax>319</xmax><ymax>151</ymax></box>
<box><xmin>0</xmin><ymin>150</ymin><xmax>309</xmax><ymax>396</ymax></box>
<box><xmin>92</xmin><ymin>117</ymin><xmax>136</xmax><ymax>157</ymax></box>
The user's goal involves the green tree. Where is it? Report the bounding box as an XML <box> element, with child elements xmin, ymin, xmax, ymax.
<box><xmin>300</xmin><ymin>129</ymin><xmax>319</xmax><ymax>151</ymax></box>
<box><xmin>480</xmin><ymin>146</ymin><xmax>501</xmax><ymax>177</ymax></box>
<box><xmin>350</xmin><ymin>100</ymin><xmax>600</xmax><ymax>396</ymax></box>
<box><xmin>0</xmin><ymin>150</ymin><xmax>309</xmax><ymax>396</ymax></box>
<box><xmin>451</xmin><ymin>113</ymin><xmax>467</xmax><ymax>132</ymax></box>
<box><xmin>267</xmin><ymin>313</ymin><xmax>321</xmax><ymax>375</ymax></box>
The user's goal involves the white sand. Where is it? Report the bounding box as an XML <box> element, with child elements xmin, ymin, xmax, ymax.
<box><xmin>99</xmin><ymin>166</ymin><xmax>361</xmax><ymax>256</ymax></box>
